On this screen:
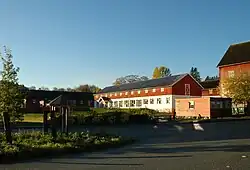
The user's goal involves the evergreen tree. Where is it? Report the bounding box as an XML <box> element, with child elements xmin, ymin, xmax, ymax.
<box><xmin>190</xmin><ymin>67</ymin><xmax>201</xmax><ymax>82</ymax></box>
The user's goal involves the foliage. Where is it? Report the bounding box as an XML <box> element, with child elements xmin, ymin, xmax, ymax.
<box><xmin>68</xmin><ymin>108</ymin><xmax>158</xmax><ymax>125</ymax></box>
<box><xmin>113</xmin><ymin>75</ymin><xmax>149</xmax><ymax>86</ymax></box>
<box><xmin>205</xmin><ymin>75</ymin><xmax>219</xmax><ymax>81</ymax></box>
<box><xmin>222</xmin><ymin>73</ymin><xmax>250</xmax><ymax>104</ymax></box>
<box><xmin>190</xmin><ymin>67</ymin><xmax>201</xmax><ymax>82</ymax></box>
<box><xmin>159</xmin><ymin>66</ymin><xmax>171</xmax><ymax>77</ymax></box>
<box><xmin>152</xmin><ymin>67</ymin><xmax>160</xmax><ymax>79</ymax></box>
<box><xmin>152</xmin><ymin>66</ymin><xmax>171</xmax><ymax>79</ymax></box>
<box><xmin>0</xmin><ymin>46</ymin><xmax>25</xmax><ymax>122</ymax></box>
<box><xmin>74</xmin><ymin>84</ymin><xmax>101</xmax><ymax>93</ymax></box>
<box><xmin>0</xmin><ymin>131</ymin><xmax>134</xmax><ymax>163</ymax></box>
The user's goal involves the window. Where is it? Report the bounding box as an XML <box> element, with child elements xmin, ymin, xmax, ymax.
<box><xmin>130</xmin><ymin>100</ymin><xmax>135</xmax><ymax>107</ymax></box>
<box><xmin>136</xmin><ymin>100</ymin><xmax>142</xmax><ymax>107</ymax></box>
<box><xmin>109</xmin><ymin>101</ymin><xmax>113</xmax><ymax>107</ymax></box>
<box><xmin>110</xmin><ymin>93</ymin><xmax>113</xmax><ymax>97</ymax></box>
<box><xmin>189</xmin><ymin>101</ymin><xmax>195</xmax><ymax>109</ymax></box>
<box><xmin>166</xmin><ymin>97</ymin><xmax>170</xmax><ymax>104</ymax></box>
<box><xmin>209</xmin><ymin>89</ymin><xmax>213</xmax><ymax>94</ymax></box>
<box><xmin>120</xmin><ymin>92</ymin><xmax>122</xmax><ymax>96</ymax></box>
<box><xmin>67</xmin><ymin>100</ymin><xmax>76</xmax><ymax>105</ymax></box>
<box><xmin>114</xmin><ymin>93</ymin><xmax>117</xmax><ymax>96</ymax></box>
<box><xmin>131</xmin><ymin>91</ymin><xmax>134</xmax><ymax>95</ymax></box>
<box><xmin>32</xmin><ymin>99</ymin><xmax>36</xmax><ymax>104</ymax></box>
<box><xmin>185</xmin><ymin>84</ymin><xmax>190</xmax><ymax>96</ymax></box>
<box><xmin>105</xmin><ymin>94</ymin><xmax>108</xmax><ymax>97</ymax></box>
<box><xmin>124</xmin><ymin>100</ymin><xmax>129</xmax><ymax>107</ymax></box>
<box><xmin>119</xmin><ymin>101</ymin><xmax>123</xmax><ymax>107</ymax></box>
<box><xmin>152</xmin><ymin>89</ymin><xmax>156</xmax><ymax>92</ymax></box>
<box><xmin>114</xmin><ymin>101</ymin><xmax>118</xmax><ymax>108</ymax></box>
<box><xmin>125</xmin><ymin>92</ymin><xmax>128</xmax><ymax>95</ymax></box>
<box><xmin>157</xmin><ymin>98</ymin><xmax>162</xmax><ymax>104</ymax></box>
<box><xmin>143</xmin><ymin>99</ymin><xmax>149</xmax><ymax>104</ymax></box>
<box><xmin>138</xmin><ymin>90</ymin><xmax>141</xmax><ymax>94</ymax></box>
<box><xmin>145</xmin><ymin>89</ymin><xmax>148</xmax><ymax>93</ymax></box>
<box><xmin>80</xmin><ymin>100</ymin><xmax>84</xmax><ymax>105</ymax></box>
<box><xmin>228</xmin><ymin>70</ymin><xmax>235</xmax><ymax>78</ymax></box>
<box><xmin>150</xmin><ymin>98</ymin><xmax>154</xmax><ymax>104</ymax></box>
<box><xmin>161</xmin><ymin>88</ymin><xmax>164</xmax><ymax>92</ymax></box>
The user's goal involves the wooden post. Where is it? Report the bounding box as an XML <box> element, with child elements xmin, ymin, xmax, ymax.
<box><xmin>43</xmin><ymin>110</ymin><xmax>49</xmax><ymax>133</ymax></box>
<box><xmin>65</xmin><ymin>107</ymin><xmax>68</xmax><ymax>134</ymax></box>
<box><xmin>61</xmin><ymin>107</ymin><xmax>65</xmax><ymax>133</ymax></box>
<box><xmin>2</xmin><ymin>112</ymin><xmax>12</xmax><ymax>144</ymax></box>
<box><xmin>50</xmin><ymin>108</ymin><xmax>57</xmax><ymax>141</ymax></box>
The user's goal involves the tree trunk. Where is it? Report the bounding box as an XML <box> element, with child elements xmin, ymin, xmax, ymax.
<box><xmin>2</xmin><ymin>112</ymin><xmax>12</xmax><ymax>144</ymax></box>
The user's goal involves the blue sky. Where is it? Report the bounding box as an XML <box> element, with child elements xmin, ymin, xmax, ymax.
<box><xmin>0</xmin><ymin>0</ymin><xmax>250</xmax><ymax>89</ymax></box>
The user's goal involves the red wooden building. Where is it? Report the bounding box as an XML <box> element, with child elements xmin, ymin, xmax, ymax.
<box><xmin>217</xmin><ymin>41</ymin><xmax>250</xmax><ymax>96</ymax></box>
<box><xmin>94</xmin><ymin>73</ymin><xmax>203</xmax><ymax>113</ymax></box>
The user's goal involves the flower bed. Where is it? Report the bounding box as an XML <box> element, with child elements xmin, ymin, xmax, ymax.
<box><xmin>0</xmin><ymin>131</ymin><xmax>135</xmax><ymax>164</ymax></box>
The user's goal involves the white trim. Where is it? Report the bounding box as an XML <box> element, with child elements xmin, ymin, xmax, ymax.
<box><xmin>217</xmin><ymin>61</ymin><xmax>250</xmax><ymax>68</ymax></box>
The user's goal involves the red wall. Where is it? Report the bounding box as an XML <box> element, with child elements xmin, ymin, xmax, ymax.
<box><xmin>202</xmin><ymin>88</ymin><xmax>220</xmax><ymax>96</ymax></box>
<box><xmin>94</xmin><ymin>87</ymin><xmax>172</xmax><ymax>100</ymax></box>
<box><xmin>219</xmin><ymin>62</ymin><xmax>250</xmax><ymax>81</ymax></box>
<box><xmin>172</xmin><ymin>74</ymin><xmax>202</xmax><ymax>96</ymax></box>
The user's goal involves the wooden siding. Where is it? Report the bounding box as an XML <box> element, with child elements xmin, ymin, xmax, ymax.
<box><xmin>219</xmin><ymin>62</ymin><xmax>250</xmax><ymax>81</ymax></box>
<box><xmin>202</xmin><ymin>88</ymin><xmax>220</xmax><ymax>96</ymax></box>
<box><xmin>172</xmin><ymin>74</ymin><xmax>202</xmax><ymax>96</ymax></box>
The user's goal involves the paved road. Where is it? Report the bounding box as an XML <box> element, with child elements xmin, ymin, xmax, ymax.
<box><xmin>2</xmin><ymin>121</ymin><xmax>250</xmax><ymax>170</ymax></box>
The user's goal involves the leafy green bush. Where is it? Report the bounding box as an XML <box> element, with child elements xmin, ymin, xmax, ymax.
<box><xmin>68</xmin><ymin>108</ymin><xmax>157</xmax><ymax>125</ymax></box>
<box><xmin>0</xmin><ymin>131</ymin><xmax>134</xmax><ymax>163</ymax></box>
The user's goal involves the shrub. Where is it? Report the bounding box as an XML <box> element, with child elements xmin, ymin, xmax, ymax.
<box><xmin>0</xmin><ymin>131</ymin><xmax>134</xmax><ymax>163</ymax></box>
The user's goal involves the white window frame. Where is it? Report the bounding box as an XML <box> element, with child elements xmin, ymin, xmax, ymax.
<box><xmin>152</xmin><ymin>89</ymin><xmax>156</xmax><ymax>92</ymax></box>
<box><xmin>125</xmin><ymin>92</ymin><xmax>128</xmax><ymax>95</ymax></box>
<box><xmin>161</xmin><ymin>88</ymin><xmax>164</xmax><ymax>92</ymax></box>
<box><xmin>185</xmin><ymin>84</ymin><xmax>190</xmax><ymax>96</ymax></box>
<box><xmin>131</xmin><ymin>91</ymin><xmax>134</xmax><ymax>95</ymax></box>
<box><xmin>228</xmin><ymin>70</ymin><xmax>235</xmax><ymax>78</ymax></box>
<box><xmin>120</xmin><ymin>92</ymin><xmax>122</xmax><ymax>96</ymax></box>
<box><xmin>166</xmin><ymin>97</ymin><xmax>170</xmax><ymax>104</ymax></box>
<box><xmin>138</xmin><ymin>90</ymin><xmax>141</xmax><ymax>94</ymax></box>
<box><xmin>114</xmin><ymin>93</ymin><xmax>117</xmax><ymax>96</ymax></box>
<box><xmin>145</xmin><ymin>89</ymin><xmax>148</xmax><ymax>93</ymax></box>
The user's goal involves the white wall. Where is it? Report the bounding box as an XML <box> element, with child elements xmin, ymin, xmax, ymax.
<box><xmin>109</xmin><ymin>95</ymin><xmax>173</xmax><ymax>112</ymax></box>
<box><xmin>95</xmin><ymin>95</ymin><xmax>202</xmax><ymax>112</ymax></box>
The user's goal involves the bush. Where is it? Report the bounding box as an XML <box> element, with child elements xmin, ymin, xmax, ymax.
<box><xmin>69</xmin><ymin>108</ymin><xmax>157</xmax><ymax>125</ymax></box>
<box><xmin>0</xmin><ymin>131</ymin><xmax>135</xmax><ymax>164</ymax></box>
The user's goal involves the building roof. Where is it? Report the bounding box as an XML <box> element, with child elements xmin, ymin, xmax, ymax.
<box><xmin>217</xmin><ymin>41</ymin><xmax>250</xmax><ymax>67</ymax></box>
<box><xmin>200</xmin><ymin>79</ymin><xmax>219</xmax><ymax>89</ymax></box>
<box><xmin>98</xmin><ymin>73</ymin><xmax>188</xmax><ymax>93</ymax></box>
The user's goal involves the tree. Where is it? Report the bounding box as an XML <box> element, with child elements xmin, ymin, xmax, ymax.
<box><xmin>88</xmin><ymin>85</ymin><xmax>101</xmax><ymax>93</ymax></box>
<box><xmin>0</xmin><ymin>46</ymin><xmax>25</xmax><ymax>122</ymax></box>
<box><xmin>29</xmin><ymin>86</ymin><xmax>36</xmax><ymax>90</ymax></box>
<box><xmin>205</xmin><ymin>76</ymin><xmax>219</xmax><ymax>81</ymax></box>
<box><xmin>38</xmin><ymin>86</ymin><xmax>50</xmax><ymax>91</ymax></box>
<box><xmin>158</xmin><ymin>66</ymin><xmax>171</xmax><ymax>77</ymax></box>
<box><xmin>74</xmin><ymin>84</ymin><xmax>90</xmax><ymax>92</ymax></box>
<box><xmin>152</xmin><ymin>66</ymin><xmax>171</xmax><ymax>79</ymax></box>
<box><xmin>52</xmin><ymin>87</ymin><xmax>58</xmax><ymax>91</ymax></box>
<box><xmin>190</xmin><ymin>67</ymin><xmax>201</xmax><ymax>82</ymax></box>
<box><xmin>113</xmin><ymin>75</ymin><xmax>149</xmax><ymax>85</ymax></box>
<box><xmin>152</xmin><ymin>67</ymin><xmax>160</xmax><ymax>79</ymax></box>
<box><xmin>57</xmin><ymin>88</ymin><xmax>65</xmax><ymax>91</ymax></box>
<box><xmin>222</xmin><ymin>73</ymin><xmax>250</xmax><ymax>105</ymax></box>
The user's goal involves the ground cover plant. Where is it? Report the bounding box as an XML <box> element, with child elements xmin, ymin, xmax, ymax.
<box><xmin>0</xmin><ymin>131</ymin><xmax>135</xmax><ymax>164</ymax></box>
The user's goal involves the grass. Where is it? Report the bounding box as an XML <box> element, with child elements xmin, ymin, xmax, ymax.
<box><xmin>23</xmin><ymin>113</ymin><xmax>43</xmax><ymax>123</ymax></box>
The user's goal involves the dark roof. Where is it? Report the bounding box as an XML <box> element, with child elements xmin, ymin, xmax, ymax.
<box><xmin>99</xmin><ymin>73</ymin><xmax>188</xmax><ymax>93</ymax></box>
<box><xmin>25</xmin><ymin>90</ymin><xmax>93</xmax><ymax>101</ymax></box>
<box><xmin>217</xmin><ymin>41</ymin><xmax>250</xmax><ymax>67</ymax></box>
<box><xmin>200</xmin><ymin>79</ymin><xmax>219</xmax><ymax>89</ymax></box>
